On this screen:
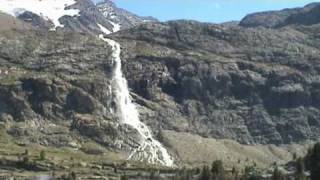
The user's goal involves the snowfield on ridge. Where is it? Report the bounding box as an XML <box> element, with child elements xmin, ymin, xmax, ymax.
<box><xmin>0</xmin><ymin>0</ymin><xmax>80</xmax><ymax>29</ymax></box>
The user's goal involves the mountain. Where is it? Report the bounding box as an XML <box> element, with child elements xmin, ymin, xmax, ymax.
<box><xmin>97</xmin><ymin>0</ymin><xmax>157</xmax><ymax>30</ymax></box>
<box><xmin>0</xmin><ymin>0</ymin><xmax>113</xmax><ymax>33</ymax></box>
<box><xmin>0</xmin><ymin>0</ymin><xmax>157</xmax><ymax>34</ymax></box>
<box><xmin>0</xmin><ymin>0</ymin><xmax>155</xmax><ymax>35</ymax></box>
<box><xmin>0</xmin><ymin>0</ymin><xmax>320</xmax><ymax>178</ymax></box>
<box><xmin>114</xmin><ymin>19</ymin><xmax>320</xmax><ymax>145</ymax></box>
<box><xmin>240</xmin><ymin>2</ymin><xmax>320</xmax><ymax>28</ymax></box>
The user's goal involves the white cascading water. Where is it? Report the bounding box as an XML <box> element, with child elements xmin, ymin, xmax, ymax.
<box><xmin>98</xmin><ymin>23</ymin><xmax>174</xmax><ymax>166</ymax></box>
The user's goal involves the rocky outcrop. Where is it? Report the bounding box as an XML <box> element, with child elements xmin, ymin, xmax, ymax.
<box><xmin>240</xmin><ymin>2</ymin><xmax>320</xmax><ymax>28</ymax></box>
<box><xmin>61</xmin><ymin>0</ymin><xmax>114</xmax><ymax>34</ymax></box>
<box><xmin>97</xmin><ymin>0</ymin><xmax>157</xmax><ymax>30</ymax></box>
<box><xmin>0</xmin><ymin>29</ymin><xmax>120</xmax><ymax>148</ymax></box>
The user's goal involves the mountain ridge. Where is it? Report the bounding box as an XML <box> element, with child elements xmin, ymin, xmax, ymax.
<box><xmin>97</xmin><ymin>0</ymin><xmax>157</xmax><ymax>30</ymax></box>
<box><xmin>240</xmin><ymin>2</ymin><xmax>320</xmax><ymax>28</ymax></box>
<box><xmin>0</xmin><ymin>0</ymin><xmax>157</xmax><ymax>35</ymax></box>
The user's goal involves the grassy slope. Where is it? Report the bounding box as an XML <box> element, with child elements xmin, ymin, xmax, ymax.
<box><xmin>163</xmin><ymin>130</ymin><xmax>312</xmax><ymax>169</ymax></box>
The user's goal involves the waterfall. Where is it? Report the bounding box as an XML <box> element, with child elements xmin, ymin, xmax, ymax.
<box><xmin>98</xmin><ymin>25</ymin><xmax>174</xmax><ymax>166</ymax></box>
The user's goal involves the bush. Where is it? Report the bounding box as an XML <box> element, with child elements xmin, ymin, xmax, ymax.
<box><xmin>70</xmin><ymin>171</ymin><xmax>76</xmax><ymax>180</ymax></box>
<box><xmin>211</xmin><ymin>160</ymin><xmax>224</xmax><ymax>175</ymax></box>
<box><xmin>39</xmin><ymin>150</ymin><xmax>46</xmax><ymax>161</ymax></box>
<box><xmin>272</xmin><ymin>167</ymin><xmax>284</xmax><ymax>180</ymax></box>
<box><xmin>295</xmin><ymin>158</ymin><xmax>306</xmax><ymax>180</ymax></box>
<box><xmin>120</xmin><ymin>174</ymin><xmax>128</xmax><ymax>180</ymax></box>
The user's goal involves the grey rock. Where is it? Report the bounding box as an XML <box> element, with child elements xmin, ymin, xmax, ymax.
<box><xmin>112</xmin><ymin>19</ymin><xmax>320</xmax><ymax>145</ymax></box>
<box><xmin>97</xmin><ymin>0</ymin><xmax>158</xmax><ymax>30</ymax></box>
<box><xmin>240</xmin><ymin>2</ymin><xmax>320</xmax><ymax>28</ymax></box>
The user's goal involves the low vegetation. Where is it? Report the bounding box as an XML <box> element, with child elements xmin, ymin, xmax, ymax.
<box><xmin>0</xmin><ymin>137</ymin><xmax>319</xmax><ymax>179</ymax></box>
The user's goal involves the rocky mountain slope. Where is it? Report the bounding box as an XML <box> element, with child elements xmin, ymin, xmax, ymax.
<box><xmin>0</xmin><ymin>0</ymin><xmax>112</xmax><ymax>33</ymax></box>
<box><xmin>0</xmin><ymin>0</ymin><xmax>172</xmax><ymax>167</ymax></box>
<box><xmin>97</xmin><ymin>0</ymin><xmax>157</xmax><ymax>30</ymax></box>
<box><xmin>240</xmin><ymin>2</ymin><xmax>320</xmax><ymax>28</ymax></box>
<box><xmin>0</xmin><ymin>0</ymin><xmax>153</xmax><ymax>34</ymax></box>
<box><xmin>112</xmin><ymin>17</ymin><xmax>320</xmax><ymax>145</ymax></box>
<box><xmin>0</xmin><ymin>0</ymin><xmax>319</xmax><ymax>172</ymax></box>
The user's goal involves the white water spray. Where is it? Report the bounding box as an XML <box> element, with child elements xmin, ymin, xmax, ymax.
<box><xmin>98</xmin><ymin>24</ymin><xmax>174</xmax><ymax>166</ymax></box>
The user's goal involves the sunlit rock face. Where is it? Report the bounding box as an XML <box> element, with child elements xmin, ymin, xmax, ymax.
<box><xmin>112</xmin><ymin>18</ymin><xmax>320</xmax><ymax>146</ymax></box>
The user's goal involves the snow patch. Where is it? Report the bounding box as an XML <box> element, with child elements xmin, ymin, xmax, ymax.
<box><xmin>97</xmin><ymin>23</ymin><xmax>112</xmax><ymax>35</ymax></box>
<box><xmin>108</xmin><ymin>20</ymin><xmax>120</xmax><ymax>32</ymax></box>
<box><xmin>98</xmin><ymin>20</ymin><xmax>120</xmax><ymax>35</ymax></box>
<box><xmin>0</xmin><ymin>0</ymin><xmax>80</xmax><ymax>29</ymax></box>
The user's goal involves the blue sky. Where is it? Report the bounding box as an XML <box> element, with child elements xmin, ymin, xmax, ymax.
<box><xmin>93</xmin><ymin>0</ymin><xmax>319</xmax><ymax>23</ymax></box>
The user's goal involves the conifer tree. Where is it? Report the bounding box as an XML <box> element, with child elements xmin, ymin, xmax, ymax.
<box><xmin>295</xmin><ymin>158</ymin><xmax>306</xmax><ymax>180</ymax></box>
<box><xmin>272</xmin><ymin>167</ymin><xmax>283</xmax><ymax>180</ymax></box>
<box><xmin>199</xmin><ymin>165</ymin><xmax>211</xmax><ymax>180</ymax></box>
<box><xmin>310</xmin><ymin>143</ymin><xmax>320</xmax><ymax>180</ymax></box>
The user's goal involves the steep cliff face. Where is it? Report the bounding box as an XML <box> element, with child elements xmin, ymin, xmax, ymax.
<box><xmin>113</xmin><ymin>20</ymin><xmax>320</xmax><ymax>145</ymax></box>
<box><xmin>0</xmin><ymin>29</ymin><xmax>121</xmax><ymax>148</ymax></box>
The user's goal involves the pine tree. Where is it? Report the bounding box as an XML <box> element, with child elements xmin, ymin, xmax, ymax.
<box><xmin>295</xmin><ymin>158</ymin><xmax>306</xmax><ymax>180</ymax></box>
<box><xmin>39</xmin><ymin>150</ymin><xmax>46</xmax><ymax>161</ymax></box>
<box><xmin>310</xmin><ymin>143</ymin><xmax>320</xmax><ymax>180</ymax></box>
<box><xmin>121</xmin><ymin>174</ymin><xmax>128</xmax><ymax>180</ymax></box>
<box><xmin>243</xmin><ymin>166</ymin><xmax>260</xmax><ymax>180</ymax></box>
<box><xmin>232</xmin><ymin>166</ymin><xmax>239</xmax><ymax>180</ymax></box>
<box><xmin>211</xmin><ymin>160</ymin><xmax>224</xmax><ymax>175</ymax></box>
<box><xmin>272</xmin><ymin>167</ymin><xmax>283</xmax><ymax>180</ymax></box>
<box><xmin>293</xmin><ymin>152</ymin><xmax>297</xmax><ymax>160</ymax></box>
<box><xmin>231</xmin><ymin>166</ymin><xmax>236</xmax><ymax>175</ymax></box>
<box><xmin>199</xmin><ymin>165</ymin><xmax>211</xmax><ymax>180</ymax></box>
<box><xmin>69</xmin><ymin>171</ymin><xmax>76</xmax><ymax>180</ymax></box>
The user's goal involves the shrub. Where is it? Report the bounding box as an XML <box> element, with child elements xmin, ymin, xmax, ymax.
<box><xmin>39</xmin><ymin>150</ymin><xmax>46</xmax><ymax>161</ymax></box>
<box><xmin>120</xmin><ymin>174</ymin><xmax>128</xmax><ymax>180</ymax></box>
<box><xmin>211</xmin><ymin>160</ymin><xmax>224</xmax><ymax>176</ymax></box>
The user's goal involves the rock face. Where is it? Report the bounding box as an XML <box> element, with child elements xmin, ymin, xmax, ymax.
<box><xmin>113</xmin><ymin>19</ymin><xmax>320</xmax><ymax>145</ymax></box>
<box><xmin>0</xmin><ymin>29</ymin><xmax>121</xmax><ymax>148</ymax></box>
<box><xmin>97</xmin><ymin>0</ymin><xmax>158</xmax><ymax>30</ymax></box>
<box><xmin>61</xmin><ymin>0</ymin><xmax>115</xmax><ymax>34</ymax></box>
<box><xmin>240</xmin><ymin>2</ymin><xmax>320</xmax><ymax>28</ymax></box>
